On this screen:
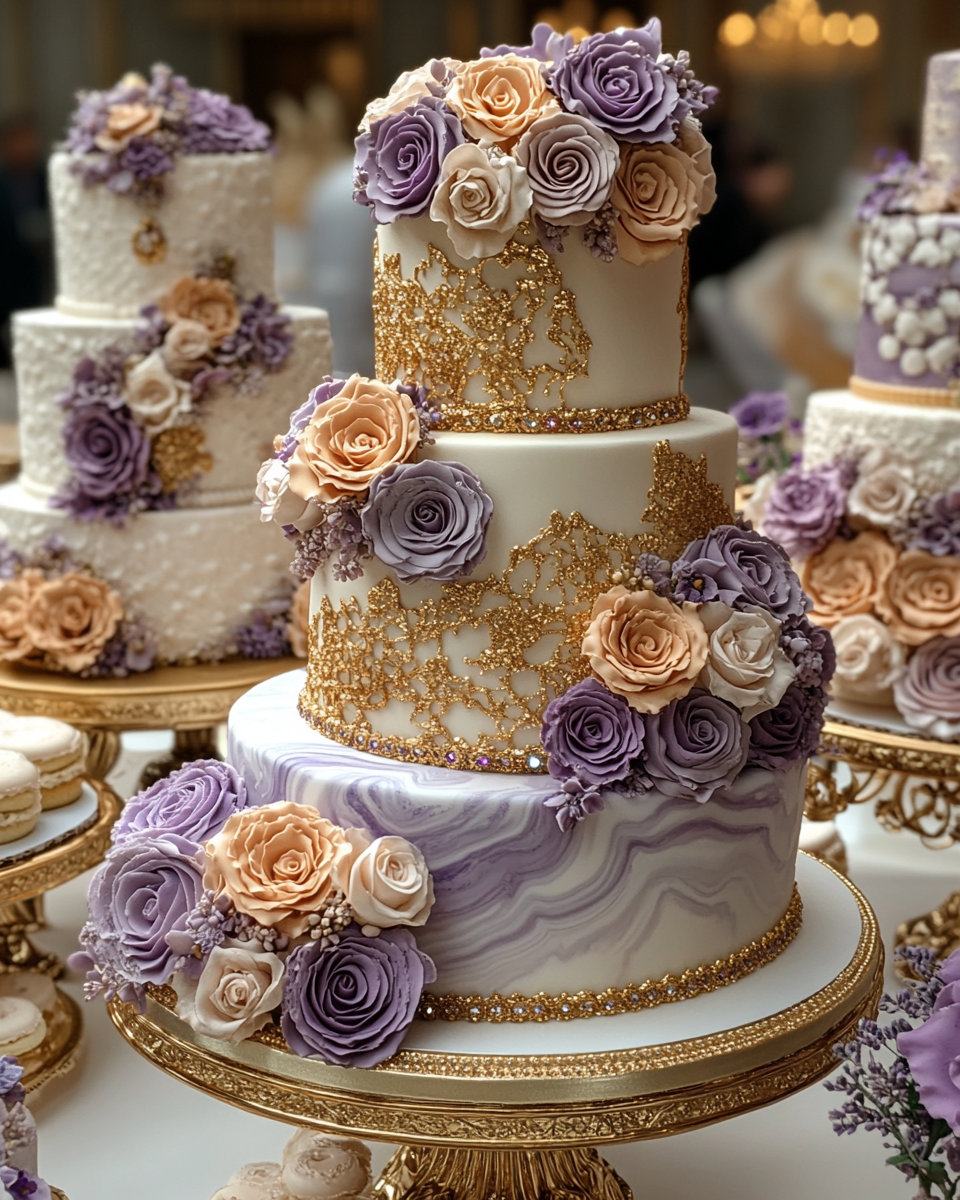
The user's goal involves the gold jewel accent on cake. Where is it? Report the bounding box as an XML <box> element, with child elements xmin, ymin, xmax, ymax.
<box><xmin>373</xmin><ymin>232</ymin><xmax>690</xmax><ymax>434</ymax></box>
<box><xmin>150</xmin><ymin>426</ymin><xmax>213</xmax><ymax>493</ymax></box>
<box><xmin>849</xmin><ymin>375</ymin><xmax>960</xmax><ymax>409</ymax></box>
<box><xmin>300</xmin><ymin>441</ymin><xmax>735</xmax><ymax>771</ymax></box>
<box><xmin>417</xmin><ymin>886</ymin><xmax>802</xmax><ymax>1023</ymax></box>
<box><xmin>131</xmin><ymin>216</ymin><xmax>167</xmax><ymax>265</ymax></box>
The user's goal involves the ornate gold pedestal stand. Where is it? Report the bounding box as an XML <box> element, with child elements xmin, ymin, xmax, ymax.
<box><xmin>0</xmin><ymin>657</ymin><xmax>301</xmax><ymax>785</ymax></box>
<box><xmin>107</xmin><ymin>856</ymin><xmax>882</xmax><ymax>1199</ymax></box>
<box><xmin>0</xmin><ymin>778</ymin><xmax>120</xmax><ymax>1095</ymax></box>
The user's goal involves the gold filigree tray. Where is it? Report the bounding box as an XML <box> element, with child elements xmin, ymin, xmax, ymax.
<box><xmin>18</xmin><ymin>988</ymin><xmax>83</xmax><ymax>1098</ymax></box>
<box><xmin>106</xmin><ymin>855</ymin><xmax>881</xmax><ymax>1197</ymax></box>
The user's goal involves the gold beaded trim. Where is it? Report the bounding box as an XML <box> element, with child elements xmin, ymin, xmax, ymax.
<box><xmin>417</xmin><ymin>886</ymin><xmax>802</xmax><ymax>1023</ymax></box>
<box><xmin>373</xmin><ymin>227</ymin><xmax>691</xmax><ymax>435</ymax></box>
<box><xmin>849</xmin><ymin>375</ymin><xmax>960</xmax><ymax>409</ymax></box>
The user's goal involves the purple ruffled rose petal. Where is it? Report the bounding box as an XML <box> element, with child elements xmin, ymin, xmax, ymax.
<box><xmin>112</xmin><ymin>759</ymin><xmax>251</xmax><ymax>847</ymax></box>
<box><xmin>516</xmin><ymin>112</ymin><xmax>619</xmax><ymax>226</ymax></box>
<box><xmin>746</xmin><ymin>682</ymin><xmax>824</xmax><ymax>769</ymax></box>
<box><xmin>762</xmin><ymin>463</ymin><xmax>848</xmax><ymax>560</ymax></box>
<box><xmin>354</xmin><ymin>97</ymin><xmax>464</xmax><ymax>224</ymax></box>
<box><xmin>542</xmin><ymin>677</ymin><xmax>644</xmax><ymax>784</ymax></box>
<box><xmin>482</xmin><ymin>22</ymin><xmax>576</xmax><ymax>63</ymax></box>
<box><xmin>729</xmin><ymin>391</ymin><xmax>789</xmax><ymax>438</ymax></box>
<box><xmin>680</xmin><ymin>525</ymin><xmax>809</xmax><ymax>622</ymax></box>
<box><xmin>642</xmin><ymin>688</ymin><xmax>750</xmax><ymax>803</ymax></box>
<box><xmin>894</xmin><ymin>635</ymin><xmax>960</xmax><ymax>742</ymax></box>
<box><xmin>281</xmin><ymin>925</ymin><xmax>436</xmax><ymax>1068</ymax></box>
<box><xmin>910</xmin><ymin>487</ymin><xmax>960</xmax><ymax>557</ymax></box>
<box><xmin>216</xmin><ymin>295</ymin><xmax>294</xmax><ymax>373</ymax></box>
<box><xmin>546</xmin><ymin>22</ymin><xmax>682</xmax><ymax>145</ymax></box>
<box><xmin>120</xmin><ymin>135</ymin><xmax>175</xmax><ymax>181</ymax></box>
<box><xmin>59</xmin><ymin>402</ymin><xmax>152</xmax><ymax>500</ymax></box>
<box><xmin>779</xmin><ymin>614</ymin><xmax>837</xmax><ymax>691</ymax></box>
<box><xmin>278</xmin><ymin>378</ymin><xmax>346</xmax><ymax>463</ymax></box>
<box><xmin>179</xmin><ymin>88</ymin><xmax>272</xmax><ymax>154</ymax></box>
<box><xmin>360</xmin><ymin>459</ymin><xmax>493</xmax><ymax>583</ymax></box>
<box><xmin>899</xmin><ymin>974</ymin><xmax>960</xmax><ymax>1133</ymax></box>
<box><xmin>58</xmin><ymin>348</ymin><xmax>128</xmax><ymax>410</ymax></box>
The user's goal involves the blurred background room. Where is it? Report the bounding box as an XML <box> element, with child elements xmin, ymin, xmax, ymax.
<box><xmin>2</xmin><ymin>0</ymin><xmax>960</xmax><ymax>414</ymax></box>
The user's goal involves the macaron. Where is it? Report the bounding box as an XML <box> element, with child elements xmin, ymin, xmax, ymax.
<box><xmin>209</xmin><ymin>1162</ymin><xmax>285</xmax><ymax>1200</ymax></box>
<box><xmin>0</xmin><ymin>997</ymin><xmax>46</xmax><ymax>1058</ymax></box>
<box><xmin>0</xmin><ymin>971</ymin><xmax>57</xmax><ymax>1017</ymax></box>
<box><xmin>0</xmin><ymin>750</ymin><xmax>41</xmax><ymax>845</ymax></box>
<box><xmin>0</xmin><ymin>715</ymin><xmax>86</xmax><ymax>809</ymax></box>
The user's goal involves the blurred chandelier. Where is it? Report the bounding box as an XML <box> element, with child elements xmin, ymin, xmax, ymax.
<box><xmin>719</xmin><ymin>0</ymin><xmax>880</xmax><ymax>76</ymax></box>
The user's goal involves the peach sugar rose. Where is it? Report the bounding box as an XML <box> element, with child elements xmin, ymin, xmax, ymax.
<box><xmin>582</xmin><ymin>586</ymin><xmax>708</xmax><ymax>714</ymax></box>
<box><xmin>288</xmin><ymin>375</ymin><xmax>420</xmax><ymax>504</ymax></box>
<box><xmin>204</xmin><ymin>802</ymin><xmax>350</xmax><ymax>937</ymax></box>
<box><xmin>875</xmin><ymin>549</ymin><xmax>960</xmax><ymax>646</ymax></box>
<box><xmin>94</xmin><ymin>102</ymin><xmax>163</xmax><ymax>152</ymax></box>
<box><xmin>447</xmin><ymin>55</ymin><xmax>559</xmax><ymax>147</ymax></box>
<box><xmin>159</xmin><ymin>277</ymin><xmax>241</xmax><ymax>347</ymax></box>
<box><xmin>0</xmin><ymin>570</ymin><xmax>44</xmax><ymax>663</ymax></box>
<box><xmin>799</xmin><ymin>531</ymin><xmax>897</xmax><ymax>629</ymax></box>
<box><xmin>25</xmin><ymin>572</ymin><xmax>124</xmax><ymax>672</ymax></box>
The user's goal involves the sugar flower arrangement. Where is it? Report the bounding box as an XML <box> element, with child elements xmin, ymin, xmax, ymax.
<box><xmin>352</xmin><ymin>20</ymin><xmax>717</xmax><ymax>265</ymax></box>
<box><xmin>729</xmin><ymin>391</ymin><xmax>803</xmax><ymax>487</ymax></box>
<box><xmin>0</xmin><ymin>1055</ymin><xmax>50</xmax><ymax>1200</ymax></box>
<box><xmin>827</xmin><ymin>945</ymin><xmax>960</xmax><ymax>1200</ymax></box>
<box><xmin>257</xmin><ymin>375</ymin><xmax>494</xmax><ymax>584</ymax></box>
<box><xmin>66</xmin><ymin>63</ymin><xmax>271</xmax><ymax>203</ymax></box>
<box><xmin>860</xmin><ymin>149</ymin><xmax>960</xmax><ymax>224</ymax></box>
<box><xmin>55</xmin><ymin>264</ymin><xmax>293</xmax><ymax>526</ymax></box>
<box><xmin>540</xmin><ymin>523</ymin><xmax>835</xmax><ymax>830</ymax></box>
<box><xmin>755</xmin><ymin>447</ymin><xmax>960</xmax><ymax>741</ymax></box>
<box><xmin>70</xmin><ymin>760</ymin><xmax>437</xmax><ymax>1069</ymax></box>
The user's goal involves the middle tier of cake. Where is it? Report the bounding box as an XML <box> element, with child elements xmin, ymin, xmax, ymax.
<box><xmin>232</xmin><ymin>670</ymin><xmax>806</xmax><ymax>999</ymax></box>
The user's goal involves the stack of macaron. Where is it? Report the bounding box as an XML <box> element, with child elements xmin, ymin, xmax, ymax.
<box><xmin>0</xmin><ymin>998</ymin><xmax>45</xmax><ymax>1060</ymax></box>
<box><xmin>0</xmin><ymin>715</ymin><xmax>86</xmax><ymax>811</ymax></box>
<box><xmin>0</xmin><ymin>753</ymin><xmax>41</xmax><ymax>847</ymax></box>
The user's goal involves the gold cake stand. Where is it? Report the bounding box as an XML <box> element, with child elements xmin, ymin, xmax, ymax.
<box><xmin>0</xmin><ymin>777</ymin><xmax>121</xmax><ymax>1095</ymax></box>
<box><xmin>107</xmin><ymin>857</ymin><xmax>882</xmax><ymax>1198</ymax></box>
<box><xmin>0</xmin><ymin>657</ymin><xmax>301</xmax><ymax>783</ymax></box>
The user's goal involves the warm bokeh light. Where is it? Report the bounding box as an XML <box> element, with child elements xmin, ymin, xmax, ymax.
<box><xmin>600</xmin><ymin>7</ymin><xmax>636</xmax><ymax>32</ymax></box>
<box><xmin>719</xmin><ymin>12</ymin><xmax>757</xmax><ymax>47</ymax></box>
<box><xmin>798</xmin><ymin>12</ymin><xmax>825</xmax><ymax>44</ymax></box>
<box><xmin>850</xmin><ymin>12</ymin><xmax>879</xmax><ymax>46</ymax></box>
<box><xmin>823</xmin><ymin>11</ymin><xmax>851</xmax><ymax>45</ymax></box>
<box><xmin>759</xmin><ymin>6</ymin><xmax>788</xmax><ymax>40</ymax></box>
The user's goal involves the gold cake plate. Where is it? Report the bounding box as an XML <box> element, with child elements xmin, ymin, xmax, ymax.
<box><xmin>0</xmin><ymin>778</ymin><xmax>121</xmax><ymax>1096</ymax></box>
<box><xmin>0</xmin><ymin>657</ymin><xmax>302</xmax><ymax>783</ymax></box>
<box><xmin>107</xmin><ymin>853</ymin><xmax>881</xmax><ymax>1199</ymax></box>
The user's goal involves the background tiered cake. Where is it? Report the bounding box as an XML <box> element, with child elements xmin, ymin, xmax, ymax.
<box><xmin>0</xmin><ymin>67</ymin><xmax>331</xmax><ymax>675</ymax></box>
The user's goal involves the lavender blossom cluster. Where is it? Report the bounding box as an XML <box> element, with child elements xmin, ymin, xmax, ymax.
<box><xmin>729</xmin><ymin>391</ymin><xmax>803</xmax><ymax>486</ymax></box>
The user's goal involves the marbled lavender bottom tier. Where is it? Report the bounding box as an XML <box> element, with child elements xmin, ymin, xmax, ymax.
<box><xmin>229</xmin><ymin>672</ymin><xmax>807</xmax><ymax>998</ymax></box>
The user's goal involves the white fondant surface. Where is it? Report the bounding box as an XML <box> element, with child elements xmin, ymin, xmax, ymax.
<box><xmin>230</xmin><ymin>670</ymin><xmax>805</xmax><ymax>999</ymax></box>
<box><xmin>50</xmin><ymin>152</ymin><xmax>276</xmax><ymax>316</ymax></box>
<box><xmin>0</xmin><ymin>779</ymin><xmax>97</xmax><ymax>863</ymax></box>
<box><xmin>0</xmin><ymin>483</ymin><xmax>294</xmax><ymax>663</ymax></box>
<box><xmin>13</xmin><ymin>306</ymin><xmax>332</xmax><ymax>506</ymax></box>
<box><xmin>377</xmin><ymin>215</ymin><xmax>685</xmax><ymax>409</ymax></box>
<box><xmin>804</xmin><ymin>388</ymin><xmax>960</xmax><ymax>498</ymax></box>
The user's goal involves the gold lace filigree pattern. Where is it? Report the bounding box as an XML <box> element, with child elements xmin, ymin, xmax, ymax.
<box><xmin>373</xmin><ymin>232</ymin><xmax>690</xmax><ymax>434</ymax></box>
<box><xmin>300</xmin><ymin>442</ymin><xmax>735</xmax><ymax>772</ymax></box>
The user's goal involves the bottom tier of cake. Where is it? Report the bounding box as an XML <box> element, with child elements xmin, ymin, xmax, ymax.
<box><xmin>0</xmin><ymin>482</ymin><xmax>294</xmax><ymax>664</ymax></box>
<box><xmin>229</xmin><ymin>671</ymin><xmax>807</xmax><ymax>999</ymax></box>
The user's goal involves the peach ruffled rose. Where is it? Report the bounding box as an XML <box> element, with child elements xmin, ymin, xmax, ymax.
<box><xmin>204</xmin><ymin>802</ymin><xmax>350</xmax><ymax>937</ymax></box>
<box><xmin>159</xmin><ymin>276</ymin><xmax>240</xmax><ymax>347</ymax></box>
<box><xmin>288</xmin><ymin>375</ymin><xmax>420</xmax><ymax>504</ymax></box>
<box><xmin>875</xmin><ymin>550</ymin><xmax>960</xmax><ymax>646</ymax></box>
<box><xmin>446</xmin><ymin>55</ymin><xmax>559</xmax><ymax>147</ymax></box>
<box><xmin>612</xmin><ymin>129</ymin><xmax>715</xmax><ymax>265</ymax></box>
<box><xmin>94</xmin><ymin>102</ymin><xmax>163</xmax><ymax>152</ymax></box>
<box><xmin>581</xmin><ymin>586</ymin><xmax>708</xmax><ymax>713</ymax></box>
<box><xmin>25</xmin><ymin>572</ymin><xmax>124</xmax><ymax>672</ymax></box>
<box><xmin>287</xmin><ymin>581</ymin><xmax>311</xmax><ymax>659</ymax></box>
<box><xmin>0</xmin><ymin>570</ymin><xmax>43</xmax><ymax>663</ymax></box>
<box><xmin>800</xmin><ymin>531</ymin><xmax>897</xmax><ymax>629</ymax></box>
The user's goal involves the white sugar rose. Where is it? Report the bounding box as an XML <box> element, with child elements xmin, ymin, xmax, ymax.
<box><xmin>359</xmin><ymin>59</ymin><xmax>461</xmax><ymax>133</ymax></box>
<box><xmin>742</xmin><ymin>470</ymin><xmax>778</xmax><ymax>533</ymax></box>
<box><xmin>698</xmin><ymin>603</ymin><xmax>796</xmax><ymax>718</ymax></box>
<box><xmin>256</xmin><ymin>458</ymin><xmax>324</xmax><ymax>532</ymax></box>
<box><xmin>429</xmin><ymin>142</ymin><xmax>532</xmax><ymax>260</ymax></box>
<box><xmin>831</xmin><ymin>613</ymin><xmax>906</xmax><ymax>704</ymax></box>
<box><xmin>847</xmin><ymin>447</ymin><xmax>917</xmax><ymax>530</ymax></box>
<box><xmin>175</xmin><ymin>943</ymin><xmax>284</xmax><ymax>1044</ymax></box>
<box><xmin>210</xmin><ymin>1162</ymin><xmax>286</xmax><ymax>1200</ymax></box>
<box><xmin>281</xmin><ymin>1131</ymin><xmax>372</xmax><ymax>1200</ymax></box>
<box><xmin>124</xmin><ymin>349</ymin><xmax>192</xmax><ymax>435</ymax></box>
<box><xmin>161</xmin><ymin>318</ymin><xmax>212</xmax><ymax>373</ymax></box>
<box><xmin>333</xmin><ymin>830</ymin><xmax>435</xmax><ymax>933</ymax></box>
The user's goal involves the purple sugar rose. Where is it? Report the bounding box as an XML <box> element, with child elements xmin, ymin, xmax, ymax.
<box><xmin>643</xmin><ymin>689</ymin><xmax>749</xmax><ymax>803</ymax></box>
<box><xmin>547</xmin><ymin>23</ymin><xmax>681</xmax><ymax>144</ymax></box>
<box><xmin>680</xmin><ymin>524</ymin><xmax>809</xmax><ymax>622</ymax></box>
<box><xmin>60</xmin><ymin>402</ymin><xmax>152</xmax><ymax>500</ymax></box>
<box><xmin>899</xmin><ymin>953</ymin><xmax>960</xmax><ymax>1132</ymax></box>
<box><xmin>910</xmin><ymin>487</ymin><xmax>960</xmax><ymax>558</ymax></box>
<box><xmin>361</xmin><ymin>459</ymin><xmax>493</xmax><ymax>583</ymax></box>
<box><xmin>282</xmin><ymin>925</ymin><xmax>436</xmax><ymax>1068</ymax></box>
<box><xmin>180</xmin><ymin>88</ymin><xmax>271</xmax><ymax>154</ymax></box>
<box><xmin>354</xmin><ymin>97</ymin><xmax>464</xmax><ymax>224</ymax></box>
<box><xmin>278</xmin><ymin>378</ymin><xmax>346</xmax><ymax>462</ymax></box>
<box><xmin>729</xmin><ymin>391</ymin><xmax>789</xmax><ymax>438</ymax></box>
<box><xmin>747</xmin><ymin>682</ymin><xmax>824</xmax><ymax>769</ymax></box>
<box><xmin>516</xmin><ymin>112</ymin><xmax>619</xmax><ymax>226</ymax></box>
<box><xmin>761</xmin><ymin>463</ymin><xmax>848</xmax><ymax>560</ymax></box>
<box><xmin>482</xmin><ymin>22</ymin><xmax>576</xmax><ymax>63</ymax></box>
<box><xmin>542</xmin><ymin>677</ymin><xmax>645</xmax><ymax>784</ymax></box>
<box><xmin>112</xmin><ymin>759</ymin><xmax>250</xmax><ymax>847</ymax></box>
<box><xmin>81</xmin><ymin>832</ymin><xmax>203</xmax><ymax>990</ymax></box>
<box><xmin>217</xmin><ymin>295</ymin><xmax>293</xmax><ymax>373</ymax></box>
<box><xmin>894</xmin><ymin>635</ymin><xmax>960</xmax><ymax>742</ymax></box>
